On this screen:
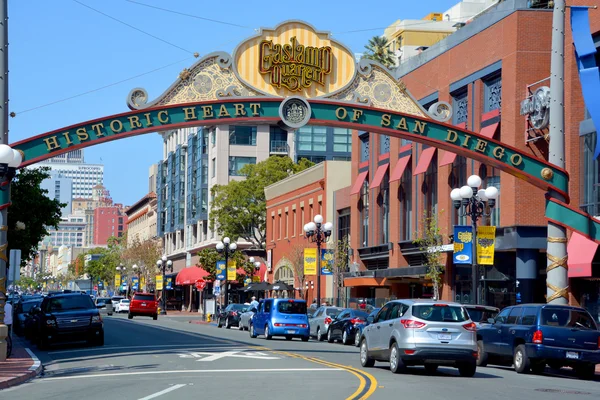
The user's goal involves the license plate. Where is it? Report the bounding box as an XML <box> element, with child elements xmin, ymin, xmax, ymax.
<box><xmin>437</xmin><ymin>334</ymin><xmax>452</xmax><ymax>340</ymax></box>
<box><xmin>565</xmin><ymin>351</ymin><xmax>579</xmax><ymax>359</ymax></box>
<box><xmin>286</xmin><ymin>330</ymin><xmax>297</xmax><ymax>334</ymax></box>
<box><xmin>141</xmin><ymin>303</ymin><xmax>146</xmax><ymax>306</ymax></box>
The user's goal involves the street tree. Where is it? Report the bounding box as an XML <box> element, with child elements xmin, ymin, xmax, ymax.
<box><xmin>413</xmin><ymin>211</ymin><xmax>446</xmax><ymax>300</ymax></box>
<box><xmin>362</xmin><ymin>36</ymin><xmax>396</xmax><ymax>68</ymax></box>
<box><xmin>285</xmin><ymin>244</ymin><xmax>306</xmax><ymax>299</ymax></box>
<box><xmin>8</xmin><ymin>167</ymin><xmax>65</xmax><ymax>266</ymax></box>
<box><xmin>330</xmin><ymin>237</ymin><xmax>350</xmax><ymax>307</ymax></box>
<box><xmin>122</xmin><ymin>236</ymin><xmax>161</xmax><ymax>288</ymax></box>
<box><xmin>210</xmin><ymin>156</ymin><xmax>313</xmax><ymax>248</ymax></box>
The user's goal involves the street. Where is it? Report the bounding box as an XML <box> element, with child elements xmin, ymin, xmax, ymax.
<box><xmin>1</xmin><ymin>315</ymin><xmax>598</xmax><ymax>400</ymax></box>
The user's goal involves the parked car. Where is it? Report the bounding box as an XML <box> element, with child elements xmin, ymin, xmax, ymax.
<box><xmin>95</xmin><ymin>297</ymin><xmax>113</xmax><ymax>316</ymax></box>
<box><xmin>359</xmin><ymin>300</ymin><xmax>478</xmax><ymax>377</ymax></box>
<box><xmin>216</xmin><ymin>304</ymin><xmax>248</xmax><ymax>329</ymax></box>
<box><xmin>128</xmin><ymin>293</ymin><xmax>158</xmax><ymax>320</ymax></box>
<box><xmin>309</xmin><ymin>306</ymin><xmax>343</xmax><ymax>341</ymax></box>
<box><xmin>476</xmin><ymin>304</ymin><xmax>600</xmax><ymax>379</ymax></box>
<box><xmin>249</xmin><ymin>298</ymin><xmax>309</xmax><ymax>341</ymax></box>
<box><xmin>239</xmin><ymin>306</ymin><xmax>256</xmax><ymax>331</ymax></box>
<box><xmin>462</xmin><ymin>304</ymin><xmax>499</xmax><ymax>327</ymax></box>
<box><xmin>13</xmin><ymin>298</ymin><xmax>42</xmax><ymax>336</ymax></box>
<box><xmin>30</xmin><ymin>292</ymin><xmax>104</xmax><ymax>349</ymax></box>
<box><xmin>111</xmin><ymin>296</ymin><xmax>125</xmax><ymax>308</ymax></box>
<box><xmin>115</xmin><ymin>299</ymin><xmax>130</xmax><ymax>313</ymax></box>
<box><xmin>326</xmin><ymin>308</ymin><xmax>370</xmax><ymax>345</ymax></box>
<box><xmin>354</xmin><ymin>308</ymin><xmax>380</xmax><ymax>347</ymax></box>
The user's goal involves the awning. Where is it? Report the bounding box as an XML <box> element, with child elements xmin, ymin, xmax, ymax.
<box><xmin>370</xmin><ymin>164</ymin><xmax>389</xmax><ymax>189</ymax></box>
<box><xmin>480</xmin><ymin>122</ymin><xmax>499</xmax><ymax>139</ymax></box>
<box><xmin>343</xmin><ymin>277</ymin><xmax>388</xmax><ymax>287</ymax></box>
<box><xmin>176</xmin><ymin>267</ymin><xmax>210</xmax><ymax>285</ymax></box>
<box><xmin>567</xmin><ymin>232</ymin><xmax>599</xmax><ymax>278</ymax></box>
<box><xmin>413</xmin><ymin>147</ymin><xmax>437</xmax><ymax>176</ymax></box>
<box><xmin>390</xmin><ymin>155</ymin><xmax>411</xmax><ymax>183</ymax></box>
<box><xmin>438</xmin><ymin>122</ymin><xmax>465</xmax><ymax>167</ymax></box>
<box><xmin>350</xmin><ymin>171</ymin><xmax>369</xmax><ymax>195</ymax></box>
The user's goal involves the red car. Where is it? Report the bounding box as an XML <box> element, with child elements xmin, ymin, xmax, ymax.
<box><xmin>128</xmin><ymin>292</ymin><xmax>158</xmax><ymax>320</ymax></box>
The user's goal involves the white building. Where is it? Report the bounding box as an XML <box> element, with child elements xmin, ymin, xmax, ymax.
<box><xmin>40</xmin><ymin>171</ymin><xmax>73</xmax><ymax>215</ymax></box>
<box><xmin>44</xmin><ymin>211</ymin><xmax>87</xmax><ymax>248</ymax></box>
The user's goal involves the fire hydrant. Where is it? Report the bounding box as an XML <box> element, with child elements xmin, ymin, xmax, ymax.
<box><xmin>206</xmin><ymin>314</ymin><xmax>212</xmax><ymax>323</ymax></box>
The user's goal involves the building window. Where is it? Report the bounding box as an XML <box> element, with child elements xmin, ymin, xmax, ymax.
<box><xmin>211</xmin><ymin>129</ymin><xmax>216</xmax><ymax>147</ymax></box>
<box><xmin>297</xmin><ymin>155</ymin><xmax>326</xmax><ymax>164</ymax></box>
<box><xmin>228</xmin><ymin>157</ymin><xmax>256</xmax><ymax>176</ymax></box>
<box><xmin>452</xmin><ymin>90</ymin><xmax>468</xmax><ymax>125</ymax></box>
<box><xmin>337</xmin><ymin>208</ymin><xmax>350</xmax><ymax>243</ymax></box>
<box><xmin>278</xmin><ymin>213</ymin><xmax>282</xmax><ymax>240</ymax></box>
<box><xmin>380</xmin><ymin>135</ymin><xmax>390</xmax><ymax>155</ymax></box>
<box><xmin>484</xmin><ymin>74</ymin><xmax>502</xmax><ymax>112</ymax></box>
<box><xmin>292</xmin><ymin>208</ymin><xmax>297</xmax><ymax>237</ymax></box>
<box><xmin>229</xmin><ymin>126</ymin><xmax>257</xmax><ymax>145</ymax></box>
<box><xmin>359</xmin><ymin>179</ymin><xmax>369</xmax><ymax>247</ymax></box>
<box><xmin>211</xmin><ymin>158</ymin><xmax>216</xmax><ymax>178</ymax></box>
<box><xmin>379</xmin><ymin>172</ymin><xmax>390</xmax><ymax>244</ymax></box>
<box><xmin>422</xmin><ymin>152</ymin><xmax>438</xmax><ymax>217</ymax></box>
<box><xmin>297</xmin><ymin>126</ymin><xmax>327</xmax><ymax>151</ymax></box>
<box><xmin>399</xmin><ymin>164</ymin><xmax>412</xmax><ymax>241</ymax></box>
<box><xmin>333</xmin><ymin>128</ymin><xmax>352</xmax><ymax>152</ymax></box>
<box><xmin>360</xmin><ymin>134</ymin><xmax>369</xmax><ymax>162</ymax></box>
<box><xmin>581</xmin><ymin>132</ymin><xmax>600</xmax><ymax>215</ymax></box>
<box><xmin>300</xmin><ymin>206</ymin><xmax>305</xmax><ymax>235</ymax></box>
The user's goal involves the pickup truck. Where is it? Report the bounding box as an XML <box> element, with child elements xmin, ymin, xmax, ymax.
<box><xmin>476</xmin><ymin>304</ymin><xmax>599</xmax><ymax>379</ymax></box>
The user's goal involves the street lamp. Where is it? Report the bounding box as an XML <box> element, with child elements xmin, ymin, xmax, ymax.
<box><xmin>157</xmin><ymin>256</ymin><xmax>173</xmax><ymax>315</ymax></box>
<box><xmin>132</xmin><ymin>264</ymin><xmax>141</xmax><ymax>292</ymax></box>
<box><xmin>450</xmin><ymin>174</ymin><xmax>499</xmax><ymax>305</ymax></box>
<box><xmin>248</xmin><ymin>257</ymin><xmax>262</xmax><ymax>283</ymax></box>
<box><xmin>303</xmin><ymin>214</ymin><xmax>333</xmax><ymax>307</ymax></box>
<box><xmin>216</xmin><ymin>237</ymin><xmax>237</xmax><ymax>307</ymax></box>
<box><xmin>116</xmin><ymin>264</ymin><xmax>124</xmax><ymax>295</ymax></box>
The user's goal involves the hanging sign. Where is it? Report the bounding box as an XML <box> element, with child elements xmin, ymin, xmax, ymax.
<box><xmin>453</xmin><ymin>226</ymin><xmax>473</xmax><ymax>264</ymax></box>
<box><xmin>114</xmin><ymin>273</ymin><xmax>121</xmax><ymax>287</ymax></box>
<box><xmin>166</xmin><ymin>277</ymin><xmax>173</xmax><ymax>290</ymax></box>
<box><xmin>304</xmin><ymin>248</ymin><xmax>317</xmax><ymax>275</ymax></box>
<box><xmin>476</xmin><ymin>226</ymin><xmax>497</xmax><ymax>265</ymax></box>
<box><xmin>227</xmin><ymin>261</ymin><xmax>237</xmax><ymax>281</ymax></box>
<box><xmin>156</xmin><ymin>275</ymin><xmax>163</xmax><ymax>291</ymax></box>
<box><xmin>321</xmin><ymin>249</ymin><xmax>334</xmax><ymax>275</ymax></box>
<box><xmin>216</xmin><ymin>260</ymin><xmax>226</xmax><ymax>280</ymax></box>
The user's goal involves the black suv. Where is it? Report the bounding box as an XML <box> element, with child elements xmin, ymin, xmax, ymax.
<box><xmin>32</xmin><ymin>292</ymin><xmax>104</xmax><ymax>349</ymax></box>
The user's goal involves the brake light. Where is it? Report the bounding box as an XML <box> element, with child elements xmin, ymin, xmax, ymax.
<box><xmin>533</xmin><ymin>330</ymin><xmax>543</xmax><ymax>344</ymax></box>
<box><xmin>597</xmin><ymin>337</ymin><xmax>600</xmax><ymax>349</ymax></box>
<box><xmin>274</xmin><ymin>323</ymin><xmax>282</xmax><ymax>327</ymax></box>
<box><xmin>462</xmin><ymin>322</ymin><xmax>477</xmax><ymax>332</ymax></box>
<box><xmin>231</xmin><ymin>311</ymin><xmax>238</xmax><ymax>316</ymax></box>
<box><xmin>433</xmin><ymin>304</ymin><xmax>447</xmax><ymax>307</ymax></box>
<box><xmin>324</xmin><ymin>317</ymin><xmax>332</xmax><ymax>325</ymax></box>
<box><xmin>400</xmin><ymin>319</ymin><xmax>426</xmax><ymax>329</ymax></box>
<box><xmin>288</xmin><ymin>299</ymin><xmax>294</xmax><ymax>303</ymax></box>
<box><xmin>350</xmin><ymin>318</ymin><xmax>365</xmax><ymax>325</ymax></box>
<box><xmin>404</xmin><ymin>350</ymin><xmax>416</xmax><ymax>355</ymax></box>
<box><xmin>274</xmin><ymin>323</ymin><xmax>307</xmax><ymax>328</ymax></box>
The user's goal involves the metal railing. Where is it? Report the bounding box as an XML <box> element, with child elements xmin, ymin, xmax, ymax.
<box><xmin>270</xmin><ymin>140</ymin><xmax>289</xmax><ymax>153</ymax></box>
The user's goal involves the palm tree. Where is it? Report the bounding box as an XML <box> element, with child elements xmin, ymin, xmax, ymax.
<box><xmin>363</xmin><ymin>36</ymin><xmax>396</xmax><ymax>68</ymax></box>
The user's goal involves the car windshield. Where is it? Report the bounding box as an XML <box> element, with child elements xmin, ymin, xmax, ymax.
<box><xmin>466</xmin><ymin>308</ymin><xmax>498</xmax><ymax>323</ymax></box>
<box><xmin>121</xmin><ymin>300</ymin><xmax>130</xmax><ymax>304</ymax></box>
<box><xmin>352</xmin><ymin>311</ymin><xmax>369</xmax><ymax>319</ymax></box>
<box><xmin>229</xmin><ymin>304</ymin><xmax>246</xmax><ymax>311</ymax></box>
<box><xmin>45</xmin><ymin>296</ymin><xmax>95</xmax><ymax>312</ymax></box>
<box><xmin>22</xmin><ymin>301</ymin><xmax>41</xmax><ymax>313</ymax></box>
<box><xmin>326</xmin><ymin>308</ymin><xmax>341</xmax><ymax>317</ymax></box>
<box><xmin>134</xmin><ymin>294</ymin><xmax>155</xmax><ymax>301</ymax></box>
<box><xmin>277</xmin><ymin>301</ymin><xmax>307</xmax><ymax>314</ymax></box>
<box><xmin>112</xmin><ymin>297</ymin><xmax>124</xmax><ymax>301</ymax></box>
<box><xmin>541</xmin><ymin>308</ymin><xmax>597</xmax><ymax>330</ymax></box>
<box><xmin>412</xmin><ymin>305</ymin><xmax>469</xmax><ymax>322</ymax></box>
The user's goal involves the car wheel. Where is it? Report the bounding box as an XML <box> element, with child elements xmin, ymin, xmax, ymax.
<box><xmin>355</xmin><ymin>331</ymin><xmax>361</xmax><ymax>347</ymax></box>
<box><xmin>476</xmin><ymin>340</ymin><xmax>488</xmax><ymax>367</ymax></box>
<box><xmin>342</xmin><ymin>330</ymin><xmax>350</xmax><ymax>345</ymax></box>
<box><xmin>225</xmin><ymin>318</ymin><xmax>231</xmax><ymax>329</ymax></box>
<box><xmin>424</xmin><ymin>364</ymin><xmax>438</xmax><ymax>374</ymax></box>
<box><xmin>389</xmin><ymin>342</ymin><xmax>406</xmax><ymax>374</ymax></box>
<box><xmin>153</xmin><ymin>314</ymin><xmax>158</xmax><ymax>321</ymax></box>
<box><xmin>360</xmin><ymin>339</ymin><xmax>375</xmax><ymax>368</ymax></box>
<box><xmin>575</xmin><ymin>363</ymin><xmax>596</xmax><ymax>380</ymax></box>
<box><xmin>249</xmin><ymin>324</ymin><xmax>257</xmax><ymax>338</ymax></box>
<box><xmin>316</xmin><ymin>327</ymin><xmax>324</xmax><ymax>342</ymax></box>
<box><xmin>458</xmin><ymin>361</ymin><xmax>477</xmax><ymax>377</ymax></box>
<box><xmin>301</xmin><ymin>336</ymin><xmax>309</xmax><ymax>342</ymax></box>
<box><xmin>217</xmin><ymin>318</ymin><xmax>222</xmax><ymax>328</ymax></box>
<box><xmin>513</xmin><ymin>344</ymin><xmax>530</xmax><ymax>373</ymax></box>
<box><xmin>327</xmin><ymin>328</ymin><xmax>334</xmax><ymax>343</ymax></box>
<box><xmin>286</xmin><ymin>336</ymin><xmax>293</xmax><ymax>341</ymax></box>
<box><xmin>128</xmin><ymin>313</ymin><xmax>133</xmax><ymax>320</ymax></box>
<box><xmin>265</xmin><ymin>325</ymin><xmax>272</xmax><ymax>340</ymax></box>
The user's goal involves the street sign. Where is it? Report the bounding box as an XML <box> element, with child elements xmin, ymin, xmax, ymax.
<box><xmin>213</xmin><ymin>285</ymin><xmax>221</xmax><ymax>295</ymax></box>
<box><xmin>195</xmin><ymin>279</ymin><xmax>206</xmax><ymax>290</ymax></box>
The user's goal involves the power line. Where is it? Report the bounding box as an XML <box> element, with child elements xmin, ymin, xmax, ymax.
<box><xmin>72</xmin><ymin>0</ymin><xmax>194</xmax><ymax>54</ymax></box>
<box><xmin>124</xmin><ymin>0</ymin><xmax>254</xmax><ymax>29</ymax></box>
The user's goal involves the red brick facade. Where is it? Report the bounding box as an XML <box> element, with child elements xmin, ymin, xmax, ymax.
<box><xmin>93</xmin><ymin>206</ymin><xmax>128</xmax><ymax>245</ymax></box>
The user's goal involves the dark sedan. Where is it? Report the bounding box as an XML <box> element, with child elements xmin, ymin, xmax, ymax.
<box><xmin>327</xmin><ymin>309</ymin><xmax>370</xmax><ymax>345</ymax></box>
<box><xmin>216</xmin><ymin>304</ymin><xmax>248</xmax><ymax>329</ymax></box>
<box><xmin>14</xmin><ymin>299</ymin><xmax>42</xmax><ymax>337</ymax></box>
<box><xmin>354</xmin><ymin>308</ymin><xmax>380</xmax><ymax>347</ymax></box>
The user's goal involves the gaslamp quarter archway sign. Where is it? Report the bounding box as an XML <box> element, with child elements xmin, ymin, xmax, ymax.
<box><xmin>9</xmin><ymin>20</ymin><xmax>594</xmax><ymax>241</ymax></box>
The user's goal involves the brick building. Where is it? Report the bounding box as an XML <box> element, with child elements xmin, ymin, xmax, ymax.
<box><xmin>93</xmin><ymin>205</ymin><xmax>128</xmax><ymax>245</ymax></box>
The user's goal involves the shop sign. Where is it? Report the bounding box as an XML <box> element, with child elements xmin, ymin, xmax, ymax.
<box><xmin>476</xmin><ymin>226</ymin><xmax>496</xmax><ymax>265</ymax></box>
<box><xmin>453</xmin><ymin>226</ymin><xmax>473</xmax><ymax>264</ymax></box>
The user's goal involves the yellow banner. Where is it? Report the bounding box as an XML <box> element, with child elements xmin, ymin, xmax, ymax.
<box><xmin>141</xmin><ymin>275</ymin><xmax>146</xmax><ymax>289</ymax></box>
<box><xmin>304</xmin><ymin>248</ymin><xmax>317</xmax><ymax>275</ymax></box>
<box><xmin>227</xmin><ymin>261</ymin><xmax>237</xmax><ymax>281</ymax></box>
<box><xmin>252</xmin><ymin>275</ymin><xmax>260</xmax><ymax>282</ymax></box>
<box><xmin>155</xmin><ymin>275</ymin><xmax>163</xmax><ymax>291</ymax></box>
<box><xmin>115</xmin><ymin>273</ymin><xmax>121</xmax><ymax>287</ymax></box>
<box><xmin>477</xmin><ymin>226</ymin><xmax>496</xmax><ymax>265</ymax></box>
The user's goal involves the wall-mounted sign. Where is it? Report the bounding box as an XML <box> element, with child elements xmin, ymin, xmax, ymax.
<box><xmin>520</xmin><ymin>86</ymin><xmax>550</xmax><ymax>129</ymax></box>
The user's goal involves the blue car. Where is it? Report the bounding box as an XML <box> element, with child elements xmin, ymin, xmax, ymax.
<box><xmin>249</xmin><ymin>298</ymin><xmax>310</xmax><ymax>341</ymax></box>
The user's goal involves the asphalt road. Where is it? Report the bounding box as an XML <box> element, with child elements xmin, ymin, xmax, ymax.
<box><xmin>2</xmin><ymin>313</ymin><xmax>599</xmax><ymax>400</ymax></box>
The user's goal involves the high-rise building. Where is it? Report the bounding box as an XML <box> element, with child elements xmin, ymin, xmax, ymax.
<box><xmin>39</xmin><ymin>171</ymin><xmax>73</xmax><ymax>215</ymax></box>
<box><xmin>72</xmin><ymin>184</ymin><xmax>113</xmax><ymax>247</ymax></box>
<box><xmin>93</xmin><ymin>205</ymin><xmax>128</xmax><ymax>245</ymax></box>
<box><xmin>44</xmin><ymin>149</ymin><xmax>85</xmax><ymax>164</ymax></box>
<box><xmin>43</xmin><ymin>212</ymin><xmax>86</xmax><ymax>248</ymax></box>
<box><xmin>148</xmin><ymin>164</ymin><xmax>158</xmax><ymax>194</ymax></box>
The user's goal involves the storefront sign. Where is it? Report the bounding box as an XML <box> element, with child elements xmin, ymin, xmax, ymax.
<box><xmin>476</xmin><ymin>226</ymin><xmax>497</xmax><ymax>265</ymax></box>
<box><xmin>520</xmin><ymin>86</ymin><xmax>550</xmax><ymax>129</ymax></box>
<box><xmin>227</xmin><ymin>261</ymin><xmax>237</xmax><ymax>281</ymax></box>
<box><xmin>114</xmin><ymin>273</ymin><xmax>121</xmax><ymax>287</ymax></box>
<box><xmin>216</xmin><ymin>260</ymin><xmax>225</xmax><ymax>280</ymax></box>
<box><xmin>321</xmin><ymin>249</ymin><xmax>334</xmax><ymax>275</ymax></box>
<box><xmin>304</xmin><ymin>248</ymin><xmax>317</xmax><ymax>275</ymax></box>
<box><xmin>453</xmin><ymin>226</ymin><xmax>473</xmax><ymax>264</ymax></box>
<box><xmin>155</xmin><ymin>275</ymin><xmax>163</xmax><ymax>291</ymax></box>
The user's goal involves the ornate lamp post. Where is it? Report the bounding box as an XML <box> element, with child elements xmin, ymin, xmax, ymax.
<box><xmin>157</xmin><ymin>256</ymin><xmax>173</xmax><ymax>315</ymax></box>
<box><xmin>450</xmin><ymin>174</ymin><xmax>499</xmax><ymax>305</ymax></box>
<box><xmin>303</xmin><ymin>214</ymin><xmax>333</xmax><ymax>307</ymax></box>
<box><xmin>248</xmin><ymin>257</ymin><xmax>262</xmax><ymax>279</ymax></box>
<box><xmin>216</xmin><ymin>237</ymin><xmax>237</xmax><ymax>308</ymax></box>
<box><xmin>132</xmin><ymin>264</ymin><xmax>141</xmax><ymax>292</ymax></box>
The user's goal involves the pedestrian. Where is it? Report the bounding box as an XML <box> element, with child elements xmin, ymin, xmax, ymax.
<box><xmin>3</xmin><ymin>298</ymin><xmax>12</xmax><ymax>336</ymax></box>
<box><xmin>250</xmin><ymin>296</ymin><xmax>259</xmax><ymax>310</ymax></box>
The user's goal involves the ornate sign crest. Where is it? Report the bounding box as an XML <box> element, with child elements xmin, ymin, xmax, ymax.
<box><xmin>279</xmin><ymin>96</ymin><xmax>311</xmax><ymax>129</ymax></box>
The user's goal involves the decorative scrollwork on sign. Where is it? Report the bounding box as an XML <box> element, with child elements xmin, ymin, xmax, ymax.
<box><xmin>216</xmin><ymin>85</ymin><xmax>252</xmax><ymax>99</ymax></box>
<box><xmin>357</xmin><ymin>58</ymin><xmax>373</xmax><ymax>77</ymax></box>
<box><xmin>216</xmin><ymin>52</ymin><xmax>232</xmax><ymax>69</ymax></box>
<box><xmin>427</xmin><ymin>101</ymin><xmax>453</xmax><ymax>122</ymax></box>
<box><xmin>352</xmin><ymin>91</ymin><xmax>371</xmax><ymax>106</ymax></box>
<box><xmin>127</xmin><ymin>88</ymin><xmax>149</xmax><ymax>109</ymax></box>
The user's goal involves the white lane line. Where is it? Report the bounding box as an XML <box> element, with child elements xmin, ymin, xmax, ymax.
<box><xmin>138</xmin><ymin>384</ymin><xmax>186</xmax><ymax>400</ymax></box>
<box><xmin>25</xmin><ymin>348</ymin><xmax>41</xmax><ymax>371</ymax></box>
<box><xmin>48</xmin><ymin>344</ymin><xmax>235</xmax><ymax>355</ymax></box>
<box><xmin>41</xmin><ymin>368</ymin><xmax>343</xmax><ymax>381</ymax></box>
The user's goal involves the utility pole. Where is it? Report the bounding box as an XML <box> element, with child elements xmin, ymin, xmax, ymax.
<box><xmin>546</xmin><ymin>0</ymin><xmax>569</xmax><ymax>305</ymax></box>
<box><xmin>0</xmin><ymin>0</ymin><xmax>8</xmax><ymax>361</ymax></box>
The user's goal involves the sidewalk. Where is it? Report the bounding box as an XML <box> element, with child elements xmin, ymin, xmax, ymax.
<box><xmin>0</xmin><ymin>336</ymin><xmax>42</xmax><ymax>389</ymax></box>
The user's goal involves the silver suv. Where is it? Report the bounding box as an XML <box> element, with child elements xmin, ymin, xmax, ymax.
<box><xmin>359</xmin><ymin>300</ymin><xmax>478</xmax><ymax>377</ymax></box>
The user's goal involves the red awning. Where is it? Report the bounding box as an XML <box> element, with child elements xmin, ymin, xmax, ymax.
<box><xmin>413</xmin><ymin>147</ymin><xmax>437</xmax><ymax>176</ymax></box>
<box><xmin>567</xmin><ymin>232</ymin><xmax>599</xmax><ymax>278</ymax></box>
<box><xmin>176</xmin><ymin>267</ymin><xmax>210</xmax><ymax>285</ymax></box>
<box><xmin>438</xmin><ymin>122</ymin><xmax>465</xmax><ymax>167</ymax></box>
<box><xmin>479</xmin><ymin>122</ymin><xmax>499</xmax><ymax>139</ymax></box>
<box><xmin>390</xmin><ymin>155</ymin><xmax>411</xmax><ymax>183</ymax></box>
<box><xmin>370</xmin><ymin>164</ymin><xmax>389</xmax><ymax>189</ymax></box>
<box><xmin>350</xmin><ymin>171</ymin><xmax>369</xmax><ymax>195</ymax></box>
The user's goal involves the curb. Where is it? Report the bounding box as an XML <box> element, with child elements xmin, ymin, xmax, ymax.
<box><xmin>0</xmin><ymin>347</ymin><xmax>42</xmax><ymax>390</ymax></box>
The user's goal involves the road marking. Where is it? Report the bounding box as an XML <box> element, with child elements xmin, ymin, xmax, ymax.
<box><xmin>39</xmin><ymin>368</ymin><xmax>343</xmax><ymax>381</ymax></box>
<box><xmin>138</xmin><ymin>384</ymin><xmax>186</xmax><ymax>400</ymax></box>
<box><xmin>25</xmin><ymin>348</ymin><xmax>41</xmax><ymax>371</ymax></box>
<box><xmin>178</xmin><ymin>350</ymin><xmax>280</xmax><ymax>361</ymax></box>
<box><xmin>48</xmin><ymin>344</ymin><xmax>235</xmax><ymax>355</ymax></box>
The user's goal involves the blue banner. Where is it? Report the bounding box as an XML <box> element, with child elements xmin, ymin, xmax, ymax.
<box><xmin>132</xmin><ymin>277</ymin><xmax>139</xmax><ymax>290</ymax></box>
<box><xmin>320</xmin><ymin>249</ymin><xmax>334</xmax><ymax>275</ymax></box>
<box><xmin>166</xmin><ymin>277</ymin><xmax>173</xmax><ymax>290</ymax></box>
<box><xmin>453</xmin><ymin>225</ymin><xmax>473</xmax><ymax>264</ymax></box>
<box><xmin>571</xmin><ymin>7</ymin><xmax>600</xmax><ymax>158</ymax></box>
<box><xmin>216</xmin><ymin>260</ymin><xmax>226</xmax><ymax>280</ymax></box>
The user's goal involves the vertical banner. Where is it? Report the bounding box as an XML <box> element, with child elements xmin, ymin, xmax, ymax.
<box><xmin>166</xmin><ymin>277</ymin><xmax>173</xmax><ymax>290</ymax></box>
<box><xmin>216</xmin><ymin>260</ymin><xmax>226</xmax><ymax>280</ymax></box>
<box><xmin>227</xmin><ymin>260</ymin><xmax>237</xmax><ymax>281</ymax></box>
<box><xmin>304</xmin><ymin>248</ymin><xmax>317</xmax><ymax>275</ymax></box>
<box><xmin>476</xmin><ymin>226</ymin><xmax>496</xmax><ymax>265</ymax></box>
<box><xmin>453</xmin><ymin>226</ymin><xmax>473</xmax><ymax>264</ymax></box>
<box><xmin>320</xmin><ymin>249</ymin><xmax>334</xmax><ymax>275</ymax></box>
<box><xmin>115</xmin><ymin>273</ymin><xmax>121</xmax><ymax>287</ymax></box>
<box><xmin>132</xmin><ymin>277</ymin><xmax>139</xmax><ymax>290</ymax></box>
<box><xmin>156</xmin><ymin>275</ymin><xmax>163</xmax><ymax>291</ymax></box>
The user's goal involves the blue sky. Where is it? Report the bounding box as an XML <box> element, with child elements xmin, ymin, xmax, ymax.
<box><xmin>9</xmin><ymin>0</ymin><xmax>458</xmax><ymax>205</ymax></box>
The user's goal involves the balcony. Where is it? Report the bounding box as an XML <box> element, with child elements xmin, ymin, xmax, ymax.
<box><xmin>270</xmin><ymin>140</ymin><xmax>289</xmax><ymax>154</ymax></box>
